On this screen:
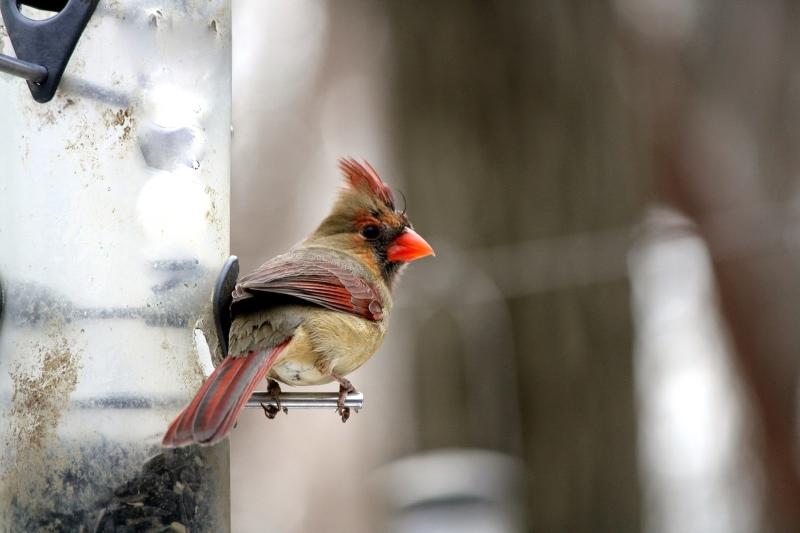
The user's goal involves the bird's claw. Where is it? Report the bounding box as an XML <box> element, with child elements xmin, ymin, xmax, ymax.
<box><xmin>335</xmin><ymin>377</ymin><xmax>357</xmax><ymax>423</ymax></box>
<box><xmin>261</xmin><ymin>379</ymin><xmax>287</xmax><ymax>419</ymax></box>
<box><xmin>260</xmin><ymin>402</ymin><xmax>280</xmax><ymax>419</ymax></box>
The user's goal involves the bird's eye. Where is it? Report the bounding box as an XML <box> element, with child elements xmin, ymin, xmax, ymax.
<box><xmin>361</xmin><ymin>225</ymin><xmax>381</xmax><ymax>240</ymax></box>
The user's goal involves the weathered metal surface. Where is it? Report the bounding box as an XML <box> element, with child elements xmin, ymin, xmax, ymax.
<box><xmin>0</xmin><ymin>1</ymin><xmax>231</xmax><ymax>529</ymax></box>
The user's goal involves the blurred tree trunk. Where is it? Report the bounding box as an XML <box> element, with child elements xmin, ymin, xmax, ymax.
<box><xmin>636</xmin><ymin>2</ymin><xmax>800</xmax><ymax>529</ymax></box>
<box><xmin>384</xmin><ymin>2</ymin><xmax>642</xmax><ymax>531</ymax></box>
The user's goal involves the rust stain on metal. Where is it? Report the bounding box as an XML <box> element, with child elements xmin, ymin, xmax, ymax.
<box><xmin>63</xmin><ymin>111</ymin><xmax>100</xmax><ymax>173</ymax></box>
<box><xmin>8</xmin><ymin>333</ymin><xmax>81</xmax><ymax>450</ymax></box>
<box><xmin>204</xmin><ymin>185</ymin><xmax>220</xmax><ymax>226</ymax></box>
<box><xmin>37</xmin><ymin>109</ymin><xmax>58</xmax><ymax>130</ymax></box>
<box><xmin>0</xmin><ymin>329</ymin><xmax>83</xmax><ymax>520</ymax></box>
<box><xmin>101</xmin><ymin>106</ymin><xmax>136</xmax><ymax>144</ymax></box>
<box><xmin>204</xmin><ymin>185</ymin><xmax>226</xmax><ymax>251</ymax></box>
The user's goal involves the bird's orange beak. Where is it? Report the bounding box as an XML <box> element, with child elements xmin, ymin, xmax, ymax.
<box><xmin>387</xmin><ymin>228</ymin><xmax>435</xmax><ymax>263</ymax></box>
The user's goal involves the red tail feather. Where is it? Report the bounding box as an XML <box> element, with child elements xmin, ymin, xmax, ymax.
<box><xmin>162</xmin><ymin>339</ymin><xmax>291</xmax><ymax>447</ymax></box>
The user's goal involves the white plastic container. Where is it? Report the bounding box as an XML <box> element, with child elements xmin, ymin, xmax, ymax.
<box><xmin>0</xmin><ymin>1</ymin><xmax>231</xmax><ymax>529</ymax></box>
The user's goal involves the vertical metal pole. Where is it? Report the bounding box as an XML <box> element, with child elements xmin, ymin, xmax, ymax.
<box><xmin>0</xmin><ymin>1</ymin><xmax>231</xmax><ymax>530</ymax></box>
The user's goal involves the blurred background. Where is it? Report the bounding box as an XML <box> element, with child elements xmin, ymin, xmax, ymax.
<box><xmin>229</xmin><ymin>1</ymin><xmax>800</xmax><ymax>532</ymax></box>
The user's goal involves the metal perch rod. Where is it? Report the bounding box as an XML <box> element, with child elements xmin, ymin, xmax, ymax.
<box><xmin>0</xmin><ymin>54</ymin><xmax>48</xmax><ymax>83</ymax></box>
<box><xmin>246</xmin><ymin>391</ymin><xmax>364</xmax><ymax>410</ymax></box>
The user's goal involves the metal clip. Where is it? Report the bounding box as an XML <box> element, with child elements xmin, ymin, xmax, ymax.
<box><xmin>0</xmin><ymin>0</ymin><xmax>99</xmax><ymax>103</ymax></box>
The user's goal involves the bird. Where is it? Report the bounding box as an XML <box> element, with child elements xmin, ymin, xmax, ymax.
<box><xmin>162</xmin><ymin>158</ymin><xmax>434</xmax><ymax>447</ymax></box>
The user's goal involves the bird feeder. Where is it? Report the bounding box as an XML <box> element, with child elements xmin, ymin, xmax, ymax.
<box><xmin>0</xmin><ymin>0</ymin><xmax>231</xmax><ymax>529</ymax></box>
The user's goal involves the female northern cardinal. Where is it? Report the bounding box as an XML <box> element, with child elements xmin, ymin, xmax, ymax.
<box><xmin>162</xmin><ymin>159</ymin><xmax>434</xmax><ymax>447</ymax></box>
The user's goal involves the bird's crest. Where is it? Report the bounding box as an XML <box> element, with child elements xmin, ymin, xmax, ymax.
<box><xmin>339</xmin><ymin>158</ymin><xmax>395</xmax><ymax>210</ymax></box>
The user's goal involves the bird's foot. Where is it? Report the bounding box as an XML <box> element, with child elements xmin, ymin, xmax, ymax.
<box><xmin>260</xmin><ymin>379</ymin><xmax>287</xmax><ymax>419</ymax></box>
<box><xmin>268</xmin><ymin>378</ymin><xmax>288</xmax><ymax>415</ymax></box>
<box><xmin>332</xmin><ymin>372</ymin><xmax>357</xmax><ymax>423</ymax></box>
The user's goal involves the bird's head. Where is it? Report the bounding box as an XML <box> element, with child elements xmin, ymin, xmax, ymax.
<box><xmin>310</xmin><ymin>158</ymin><xmax>434</xmax><ymax>283</ymax></box>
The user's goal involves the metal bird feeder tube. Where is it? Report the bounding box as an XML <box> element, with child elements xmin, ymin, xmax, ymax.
<box><xmin>0</xmin><ymin>1</ymin><xmax>231</xmax><ymax>530</ymax></box>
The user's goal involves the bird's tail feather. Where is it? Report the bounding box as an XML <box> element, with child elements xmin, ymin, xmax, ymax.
<box><xmin>162</xmin><ymin>340</ymin><xmax>290</xmax><ymax>447</ymax></box>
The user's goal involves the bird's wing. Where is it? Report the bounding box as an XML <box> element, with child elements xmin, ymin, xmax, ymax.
<box><xmin>233</xmin><ymin>248</ymin><xmax>385</xmax><ymax>321</ymax></box>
